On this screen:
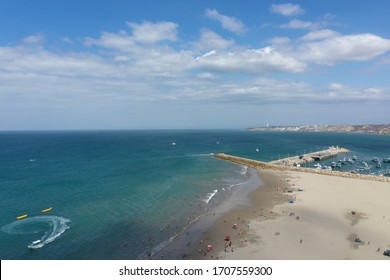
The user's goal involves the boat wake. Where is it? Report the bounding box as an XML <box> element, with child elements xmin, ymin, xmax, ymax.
<box><xmin>2</xmin><ymin>215</ymin><xmax>70</xmax><ymax>249</ymax></box>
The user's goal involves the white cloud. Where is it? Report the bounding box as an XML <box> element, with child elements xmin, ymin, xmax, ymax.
<box><xmin>298</xmin><ymin>33</ymin><xmax>390</xmax><ymax>64</ymax></box>
<box><xmin>280</xmin><ymin>19</ymin><xmax>315</xmax><ymax>29</ymax></box>
<box><xmin>205</xmin><ymin>9</ymin><xmax>246</xmax><ymax>34</ymax></box>
<box><xmin>62</xmin><ymin>37</ymin><xmax>74</xmax><ymax>44</ymax></box>
<box><xmin>271</xmin><ymin>3</ymin><xmax>304</xmax><ymax>16</ymax></box>
<box><xmin>126</xmin><ymin>21</ymin><xmax>178</xmax><ymax>44</ymax></box>
<box><xmin>195</xmin><ymin>47</ymin><xmax>306</xmax><ymax>74</ymax></box>
<box><xmin>364</xmin><ymin>88</ymin><xmax>382</xmax><ymax>95</ymax></box>
<box><xmin>328</xmin><ymin>83</ymin><xmax>348</xmax><ymax>90</ymax></box>
<box><xmin>197</xmin><ymin>72</ymin><xmax>216</xmax><ymax>79</ymax></box>
<box><xmin>300</xmin><ymin>29</ymin><xmax>340</xmax><ymax>41</ymax></box>
<box><xmin>22</xmin><ymin>33</ymin><xmax>45</xmax><ymax>44</ymax></box>
<box><xmin>327</xmin><ymin>82</ymin><xmax>388</xmax><ymax>101</ymax></box>
<box><xmin>85</xmin><ymin>30</ymin><xmax>137</xmax><ymax>52</ymax></box>
<box><xmin>193</xmin><ymin>29</ymin><xmax>235</xmax><ymax>51</ymax></box>
<box><xmin>267</xmin><ymin>37</ymin><xmax>291</xmax><ymax>45</ymax></box>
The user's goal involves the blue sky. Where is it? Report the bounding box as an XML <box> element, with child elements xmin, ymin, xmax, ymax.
<box><xmin>1</xmin><ymin>0</ymin><xmax>390</xmax><ymax>130</ymax></box>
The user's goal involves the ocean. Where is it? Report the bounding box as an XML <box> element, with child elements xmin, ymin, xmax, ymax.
<box><xmin>0</xmin><ymin>130</ymin><xmax>389</xmax><ymax>259</ymax></box>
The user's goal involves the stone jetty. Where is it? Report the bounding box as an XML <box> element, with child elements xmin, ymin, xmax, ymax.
<box><xmin>214</xmin><ymin>153</ymin><xmax>390</xmax><ymax>183</ymax></box>
<box><xmin>269</xmin><ymin>146</ymin><xmax>350</xmax><ymax>166</ymax></box>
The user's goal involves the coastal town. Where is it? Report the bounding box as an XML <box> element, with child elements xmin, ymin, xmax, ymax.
<box><xmin>249</xmin><ymin>124</ymin><xmax>390</xmax><ymax>135</ymax></box>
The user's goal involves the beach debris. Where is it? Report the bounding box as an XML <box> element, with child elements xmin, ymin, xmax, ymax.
<box><xmin>289</xmin><ymin>200</ymin><xmax>294</xmax><ymax>204</ymax></box>
<box><xmin>225</xmin><ymin>234</ymin><xmax>231</xmax><ymax>241</ymax></box>
<box><xmin>300</xmin><ymin>239</ymin><xmax>303</xmax><ymax>243</ymax></box>
<box><xmin>351</xmin><ymin>210</ymin><xmax>356</xmax><ymax>215</ymax></box>
<box><xmin>383</xmin><ymin>249</ymin><xmax>390</xmax><ymax>256</ymax></box>
<box><xmin>207</xmin><ymin>245</ymin><xmax>213</xmax><ymax>252</ymax></box>
<box><xmin>298</xmin><ymin>188</ymin><xmax>304</xmax><ymax>192</ymax></box>
<box><xmin>233</xmin><ymin>223</ymin><xmax>238</xmax><ymax>230</ymax></box>
<box><xmin>275</xmin><ymin>232</ymin><xmax>280</xmax><ymax>236</ymax></box>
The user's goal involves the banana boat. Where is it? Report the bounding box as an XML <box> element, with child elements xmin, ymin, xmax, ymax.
<box><xmin>41</xmin><ymin>207</ymin><xmax>52</xmax><ymax>213</ymax></box>
<box><xmin>16</xmin><ymin>214</ymin><xmax>28</xmax><ymax>220</ymax></box>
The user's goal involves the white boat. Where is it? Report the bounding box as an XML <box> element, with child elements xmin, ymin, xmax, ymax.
<box><xmin>171</xmin><ymin>142</ymin><xmax>176</xmax><ymax>146</ymax></box>
<box><xmin>372</xmin><ymin>157</ymin><xmax>379</xmax><ymax>163</ymax></box>
<box><xmin>376</xmin><ymin>163</ymin><xmax>382</xmax><ymax>168</ymax></box>
<box><xmin>256</xmin><ymin>148</ymin><xmax>259</xmax><ymax>152</ymax></box>
<box><xmin>352</xmin><ymin>156</ymin><xmax>358</xmax><ymax>161</ymax></box>
<box><xmin>313</xmin><ymin>163</ymin><xmax>321</xmax><ymax>169</ymax></box>
<box><xmin>31</xmin><ymin>240</ymin><xmax>41</xmax><ymax>245</ymax></box>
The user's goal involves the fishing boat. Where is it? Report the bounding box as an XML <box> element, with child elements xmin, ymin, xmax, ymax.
<box><xmin>17</xmin><ymin>214</ymin><xmax>28</xmax><ymax>220</ymax></box>
<box><xmin>41</xmin><ymin>207</ymin><xmax>52</xmax><ymax>213</ymax></box>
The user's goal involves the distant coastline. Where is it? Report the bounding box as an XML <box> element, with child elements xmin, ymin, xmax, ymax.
<box><xmin>248</xmin><ymin>124</ymin><xmax>390</xmax><ymax>135</ymax></box>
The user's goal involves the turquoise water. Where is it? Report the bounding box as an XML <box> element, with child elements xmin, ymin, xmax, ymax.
<box><xmin>0</xmin><ymin>130</ymin><xmax>389</xmax><ymax>259</ymax></box>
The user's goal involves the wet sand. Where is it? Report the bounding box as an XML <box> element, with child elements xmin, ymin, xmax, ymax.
<box><xmin>193</xmin><ymin>170</ymin><xmax>390</xmax><ymax>260</ymax></box>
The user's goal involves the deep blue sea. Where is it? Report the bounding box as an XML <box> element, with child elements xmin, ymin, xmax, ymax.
<box><xmin>0</xmin><ymin>130</ymin><xmax>389</xmax><ymax>259</ymax></box>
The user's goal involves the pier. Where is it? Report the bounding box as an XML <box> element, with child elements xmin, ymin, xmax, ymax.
<box><xmin>214</xmin><ymin>152</ymin><xmax>390</xmax><ymax>183</ymax></box>
<box><xmin>269</xmin><ymin>146</ymin><xmax>350</xmax><ymax>167</ymax></box>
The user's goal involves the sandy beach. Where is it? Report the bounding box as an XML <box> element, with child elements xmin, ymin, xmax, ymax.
<box><xmin>193</xmin><ymin>169</ymin><xmax>390</xmax><ymax>260</ymax></box>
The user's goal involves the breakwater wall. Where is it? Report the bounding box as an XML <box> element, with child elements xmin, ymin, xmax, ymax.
<box><xmin>269</xmin><ymin>147</ymin><xmax>350</xmax><ymax>166</ymax></box>
<box><xmin>214</xmin><ymin>153</ymin><xmax>390</xmax><ymax>183</ymax></box>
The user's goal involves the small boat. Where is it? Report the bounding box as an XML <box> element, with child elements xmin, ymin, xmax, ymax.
<box><xmin>256</xmin><ymin>148</ymin><xmax>259</xmax><ymax>152</ymax></box>
<box><xmin>17</xmin><ymin>214</ymin><xmax>28</xmax><ymax>220</ymax></box>
<box><xmin>41</xmin><ymin>207</ymin><xmax>52</xmax><ymax>213</ymax></box>
<box><xmin>372</xmin><ymin>157</ymin><xmax>379</xmax><ymax>163</ymax></box>
<box><xmin>31</xmin><ymin>240</ymin><xmax>41</xmax><ymax>246</ymax></box>
<box><xmin>383</xmin><ymin>158</ymin><xmax>390</xmax><ymax>163</ymax></box>
<box><xmin>171</xmin><ymin>142</ymin><xmax>176</xmax><ymax>146</ymax></box>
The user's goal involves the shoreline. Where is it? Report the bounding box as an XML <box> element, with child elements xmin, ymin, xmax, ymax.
<box><xmin>194</xmin><ymin>169</ymin><xmax>390</xmax><ymax>260</ymax></box>
<box><xmin>191</xmin><ymin>169</ymin><xmax>291</xmax><ymax>260</ymax></box>
<box><xmin>144</xmin><ymin>168</ymin><xmax>264</xmax><ymax>260</ymax></box>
